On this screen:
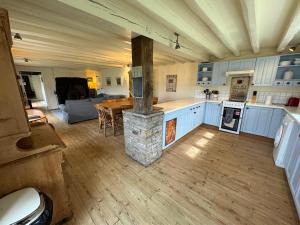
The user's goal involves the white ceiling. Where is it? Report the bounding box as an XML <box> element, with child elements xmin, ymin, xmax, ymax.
<box><xmin>1</xmin><ymin>0</ymin><xmax>300</xmax><ymax>69</ymax></box>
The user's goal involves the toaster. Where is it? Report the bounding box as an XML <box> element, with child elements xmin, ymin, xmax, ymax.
<box><xmin>286</xmin><ymin>97</ymin><xmax>300</xmax><ymax>107</ymax></box>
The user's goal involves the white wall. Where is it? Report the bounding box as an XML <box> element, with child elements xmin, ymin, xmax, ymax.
<box><xmin>153</xmin><ymin>62</ymin><xmax>197</xmax><ymax>102</ymax></box>
<box><xmin>154</xmin><ymin>62</ymin><xmax>300</xmax><ymax>105</ymax></box>
<box><xmin>99</xmin><ymin>67</ymin><xmax>129</xmax><ymax>96</ymax></box>
<box><xmin>16</xmin><ymin>65</ymin><xmax>129</xmax><ymax>110</ymax></box>
<box><xmin>16</xmin><ymin>66</ymin><xmax>100</xmax><ymax>110</ymax></box>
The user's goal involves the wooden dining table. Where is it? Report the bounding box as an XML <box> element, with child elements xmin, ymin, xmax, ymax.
<box><xmin>95</xmin><ymin>100</ymin><xmax>133</xmax><ymax>111</ymax></box>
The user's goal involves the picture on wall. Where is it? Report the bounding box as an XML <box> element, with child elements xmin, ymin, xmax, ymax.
<box><xmin>166</xmin><ymin>74</ymin><xmax>177</xmax><ymax>92</ymax></box>
<box><xmin>116</xmin><ymin>77</ymin><xmax>121</xmax><ymax>86</ymax></box>
<box><xmin>105</xmin><ymin>77</ymin><xmax>111</xmax><ymax>86</ymax></box>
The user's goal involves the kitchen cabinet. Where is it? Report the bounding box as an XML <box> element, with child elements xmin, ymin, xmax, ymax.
<box><xmin>163</xmin><ymin>103</ymin><xmax>206</xmax><ymax>148</ymax></box>
<box><xmin>253</xmin><ymin>56</ymin><xmax>279</xmax><ymax>86</ymax></box>
<box><xmin>268</xmin><ymin>108</ymin><xmax>286</xmax><ymax>138</ymax></box>
<box><xmin>241</xmin><ymin>106</ymin><xmax>273</xmax><ymax>137</ymax></box>
<box><xmin>204</xmin><ymin>102</ymin><xmax>222</xmax><ymax>126</ymax></box>
<box><xmin>285</xmin><ymin>124</ymin><xmax>300</xmax><ymax>217</ymax></box>
<box><xmin>192</xmin><ymin>103</ymin><xmax>205</xmax><ymax>128</ymax></box>
<box><xmin>276</xmin><ymin>53</ymin><xmax>300</xmax><ymax>81</ymax></box>
<box><xmin>197</xmin><ymin>63</ymin><xmax>213</xmax><ymax>84</ymax></box>
<box><xmin>212</xmin><ymin>61</ymin><xmax>229</xmax><ymax>86</ymax></box>
<box><xmin>228</xmin><ymin>58</ymin><xmax>256</xmax><ymax>71</ymax></box>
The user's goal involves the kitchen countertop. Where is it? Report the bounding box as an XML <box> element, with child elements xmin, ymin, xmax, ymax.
<box><xmin>155</xmin><ymin>98</ymin><xmax>221</xmax><ymax>113</ymax></box>
<box><xmin>155</xmin><ymin>98</ymin><xmax>300</xmax><ymax>124</ymax></box>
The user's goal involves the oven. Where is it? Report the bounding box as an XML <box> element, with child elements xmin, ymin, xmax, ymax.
<box><xmin>219</xmin><ymin>101</ymin><xmax>245</xmax><ymax>134</ymax></box>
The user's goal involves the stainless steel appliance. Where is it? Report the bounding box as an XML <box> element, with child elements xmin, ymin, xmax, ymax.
<box><xmin>219</xmin><ymin>101</ymin><xmax>245</xmax><ymax>134</ymax></box>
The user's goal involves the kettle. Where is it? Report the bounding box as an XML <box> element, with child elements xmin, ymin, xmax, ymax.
<box><xmin>286</xmin><ymin>97</ymin><xmax>300</xmax><ymax>107</ymax></box>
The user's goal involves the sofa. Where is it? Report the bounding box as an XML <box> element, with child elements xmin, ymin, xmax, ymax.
<box><xmin>60</xmin><ymin>94</ymin><xmax>125</xmax><ymax>124</ymax></box>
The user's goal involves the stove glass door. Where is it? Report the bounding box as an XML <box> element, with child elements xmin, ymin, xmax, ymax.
<box><xmin>220</xmin><ymin>107</ymin><xmax>242</xmax><ymax>132</ymax></box>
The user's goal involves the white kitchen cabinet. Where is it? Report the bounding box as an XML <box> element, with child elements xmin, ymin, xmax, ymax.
<box><xmin>285</xmin><ymin>124</ymin><xmax>300</xmax><ymax>217</ymax></box>
<box><xmin>212</xmin><ymin>61</ymin><xmax>229</xmax><ymax>86</ymax></box>
<box><xmin>228</xmin><ymin>58</ymin><xmax>256</xmax><ymax>71</ymax></box>
<box><xmin>253</xmin><ymin>56</ymin><xmax>279</xmax><ymax>86</ymax></box>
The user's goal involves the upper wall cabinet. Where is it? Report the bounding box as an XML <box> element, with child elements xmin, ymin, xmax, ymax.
<box><xmin>197</xmin><ymin>63</ymin><xmax>213</xmax><ymax>86</ymax></box>
<box><xmin>212</xmin><ymin>61</ymin><xmax>229</xmax><ymax>86</ymax></box>
<box><xmin>253</xmin><ymin>56</ymin><xmax>280</xmax><ymax>86</ymax></box>
<box><xmin>276</xmin><ymin>53</ymin><xmax>300</xmax><ymax>80</ymax></box>
<box><xmin>228</xmin><ymin>58</ymin><xmax>256</xmax><ymax>71</ymax></box>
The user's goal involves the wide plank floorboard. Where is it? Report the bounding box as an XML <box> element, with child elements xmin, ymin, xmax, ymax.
<box><xmin>47</xmin><ymin>111</ymin><xmax>299</xmax><ymax>225</ymax></box>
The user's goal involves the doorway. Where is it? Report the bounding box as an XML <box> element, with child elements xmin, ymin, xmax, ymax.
<box><xmin>20</xmin><ymin>71</ymin><xmax>47</xmax><ymax>109</ymax></box>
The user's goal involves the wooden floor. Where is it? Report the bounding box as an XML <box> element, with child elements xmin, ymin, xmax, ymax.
<box><xmin>47</xmin><ymin>111</ymin><xmax>299</xmax><ymax>225</ymax></box>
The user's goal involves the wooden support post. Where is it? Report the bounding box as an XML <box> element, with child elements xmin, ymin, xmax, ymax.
<box><xmin>131</xmin><ymin>36</ymin><xmax>153</xmax><ymax>114</ymax></box>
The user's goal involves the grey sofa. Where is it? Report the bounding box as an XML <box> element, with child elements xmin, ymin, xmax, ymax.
<box><xmin>60</xmin><ymin>94</ymin><xmax>125</xmax><ymax>124</ymax></box>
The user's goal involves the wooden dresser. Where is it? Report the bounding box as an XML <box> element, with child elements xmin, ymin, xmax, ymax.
<box><xmin>0</xmin><ymin>8</ymin><xmax>71</xmax><ymax>224</ymax></box>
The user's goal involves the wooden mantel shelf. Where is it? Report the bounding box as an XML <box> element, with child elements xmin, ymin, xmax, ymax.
<box><xmin>0</xmin><ymin>124</ymin><xmax>65</xmax><ymax>167</ymax></box>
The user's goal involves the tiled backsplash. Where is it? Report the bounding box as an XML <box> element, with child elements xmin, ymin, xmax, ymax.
<box><xmin>254</xmin><ymin>91</ymin><xmax>300</xmax><ymax>104</ymax></box>
<box><xmin>195</xmin><ymin>86</ymin><xmax>300</xmax><ymax>105</ymax></box>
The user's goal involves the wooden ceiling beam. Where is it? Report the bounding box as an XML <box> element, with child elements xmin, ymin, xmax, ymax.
<box><xmin>185</xmin><ymin>0</ymin><xmax>240</xmax><ymax>56</ymax></box>
<box><xmin>277</xmin><ymin>1</ymin><xmax>300</xmax><ymax>52</ymax></box>
<box><xmin>240</xmin><ymin>0</ymin><xmax>260</xmax><ymax>53</ymax></box>
<box><xmin>132</xmin><ymin>0</ymin><xmax>226</xmax><ymax>58</ymax></box>
<box><xmin>12</xmin><ymin>49</ymin><xmax>126</xmax><ymax>67</ymax></box>
<box><xmin>12</xmin><ymin>46</ymin><xmax>130</xmax><ymax>65</ymax></box>
<box><xmin>58</xmin><ymin>0</ymin><xmax>208</xmax><ymax>61</ymax></box>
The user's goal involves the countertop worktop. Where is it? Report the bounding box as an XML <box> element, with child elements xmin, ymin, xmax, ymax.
<box><xmin>156</xmin><ymin>98</ymin><xmax>300</xmax><ymax>124</ymax></box>
<box><xmin>155</xmin><ymin>98</ymin><xmax>221</xmax><ymax>113</ymax></box>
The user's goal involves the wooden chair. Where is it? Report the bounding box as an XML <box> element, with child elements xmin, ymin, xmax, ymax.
<box><xmin>103</xmin><ymin>109</ymin><xmax>113</xmax><ymax>137</ymax></box>
<box><xmin>96</xmin><ymin>106</ymin><xmax>106</xmax><ymax>133</ymax></box>
<box><xmin>98</xmin><ymin>106</ymin><xmax>123</xmax><ymax>137</ymax></box>
<box><xmin>26</xmin><ymin>109</ymin><xmax>48</xmax><ymax>125</ymax></box>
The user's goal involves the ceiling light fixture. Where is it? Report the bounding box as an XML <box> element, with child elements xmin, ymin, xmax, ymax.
<box><xmin>13</xmin><ymin>33</ymin><xmax>22</xmax><ymax>40</ymax></box>
<box><xmin>174</xmin><ymin>32</ymin><xmax>180</xmax><ymax>49</ymax></box>
<box><xmin>289</xmin><ymin>46</ymin><xmax>296</xmax><ymax>52</ymax></box>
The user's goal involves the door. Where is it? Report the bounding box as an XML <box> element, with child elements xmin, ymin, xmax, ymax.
<box><xmin>176</xmin><ymin>108</ymin><xmax>190</xmax><ymax>139</ymax></box>
<box><xmin>241</xmin><ymin>106</ymin><xmax>260</xmax><ymax>134</ymax></box>
<box><xmin>268</xmin><ymin>109</ymin><xmax>286</xmax><ymax>138</ymax></box>
<box><xmin>285</xmin><ymin>130</ymin><xmax>300</xmax><ymax>216</ymax></box>
<box><xmin>198</xmin><ymin>103</ymin><xmax>205</xmax><ymax>125</ymax></box>
<box><xmin>192</xmin><ymin>104</ymin><xmax>205</xmax><ymax>128</ymax></box>
<box><xmin>255</xmin><ymin>108</ymin><xmax>273</xmax><ymax>136</ymax></box>
<box><xmin>205</xmin><ymin>103</ymin><xmax>221</xmax><ymax>126</ymax></box>
<box><xmin>253</xmin><ymin>56</ymin><xmax>279</xmax><ymax>86</ymax></box>
<box><xmin>241</xmin><ymin>106</ymin><xmax>273</xmax><ymax>136</ymax></box>
<box><xmin>220</xmin><ymin>107</ymin><xmax>243</xmax><ymax>134</ymax></box>
<box><xmin>212</xmin><ymin>61</ymin><xmax>228</xmax><ymax>86</ymax></box>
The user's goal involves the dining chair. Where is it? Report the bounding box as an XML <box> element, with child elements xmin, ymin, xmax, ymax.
<box><xmin>96</xmin><ymin>106</ymin><xmax>106</xmax><ymax>133</ymax></box>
